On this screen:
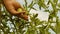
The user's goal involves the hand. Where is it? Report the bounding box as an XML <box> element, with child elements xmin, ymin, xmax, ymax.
<box><xmin>3</xmin><ymin>0</ymin><xmax>28</xmax><ymax>21</ymax></box>
<box><xmin>18</xmin><ymin>13</ymin><xmax>28</xmax><ymax>21</ymax></box>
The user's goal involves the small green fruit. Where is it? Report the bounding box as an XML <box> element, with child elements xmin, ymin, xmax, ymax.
<box><xmin>17</xmin><ymin>8</ymin><xmax>23</xmax><ymax>12</ymax></box>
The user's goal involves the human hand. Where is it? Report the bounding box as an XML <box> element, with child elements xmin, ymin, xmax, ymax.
<box><xmin>18</xmin><ymin>13</ymin><xmax>28</xmax><ymax>21</ymax></box>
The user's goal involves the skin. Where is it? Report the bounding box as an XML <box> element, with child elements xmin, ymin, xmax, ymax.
<box><xmin>3</xmin><ymin>0</ymin><xmax>28</xmax><ymax>20</ymax></box>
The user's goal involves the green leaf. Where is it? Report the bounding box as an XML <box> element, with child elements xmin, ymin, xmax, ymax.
<box><xmin>31</xmin><ymin>7</ymin><xmax>37</xmax><ymax>11</ymax></box>
<box><xmin>10</xmin><ymin>32</ymin><xmax>15</xmax><ymax>34</ymax></box>
<box><xmin>44</xmin><ymin>9</ymin><xmax>50</xmax><ymax>13</ymax></box>
<box><xmin>24</xmin><ymin>0</ymin><xmax>28</xmax><ymax>11</ymax></box>
<box><xmin>47</xmin><ymin>0</ymin><xmax>50</xmax><ymax>5</ymax></box>
<box><xmin>28</xmin><ymin>1</ymin><xmax>36</xmax><ymax>10</ymax></box>
<box><xmin>38</xmin><ymin>0</ymin><xmax>47</xmax><ymax>9</ymax></box>
<box><xmin>28</xmin><ymin>1</ymin><xmax>34</xmax><ymax>8</ymax></box>
<box><xmin>53</xmin><ymin>0</ymin><xmax>58</xmax><ymax>4</ymax></box>
<box><xmin>57</xmin><ymin>3</ymin><xmax>60</xmax><ymax>7</ymax></box>
<box><xmin>33</xmin><ymin>14</ymin><xmax>38</xmax><ymax>18</ymax></box>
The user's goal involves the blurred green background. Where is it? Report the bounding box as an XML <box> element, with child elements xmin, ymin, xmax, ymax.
<box><xmin>0</xmin><ymin>0</ymin><xmax>60</xmax><ymax>34</ymax></box>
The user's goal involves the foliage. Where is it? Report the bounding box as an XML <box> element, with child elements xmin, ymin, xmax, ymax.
<box><xmin>0</xmin><ymin>0</ymin><xmax>60</xmax><ymax>34</ymax></box>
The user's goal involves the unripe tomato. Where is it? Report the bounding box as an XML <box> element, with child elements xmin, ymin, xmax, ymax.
<box><xmin>17</xmin><ymin>8</ymin><xmax>23</xmax><ymax>12</ymax></box>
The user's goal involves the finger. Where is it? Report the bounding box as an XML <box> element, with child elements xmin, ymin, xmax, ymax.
<box><xmin>19</xmin><ymin>14</ymin><xmax>28</xmax><ymax>21</ymax></box>
<box><xmin>23</xmin><ymin>15</ymin><xmax>28</xmax><ymax>21</ymax></box>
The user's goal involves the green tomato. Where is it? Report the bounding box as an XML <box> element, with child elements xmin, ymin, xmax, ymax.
<box><xmin>17</xmin><ymin>8</ymin><xmax>22</xmax><ymax>12</ymax></box>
